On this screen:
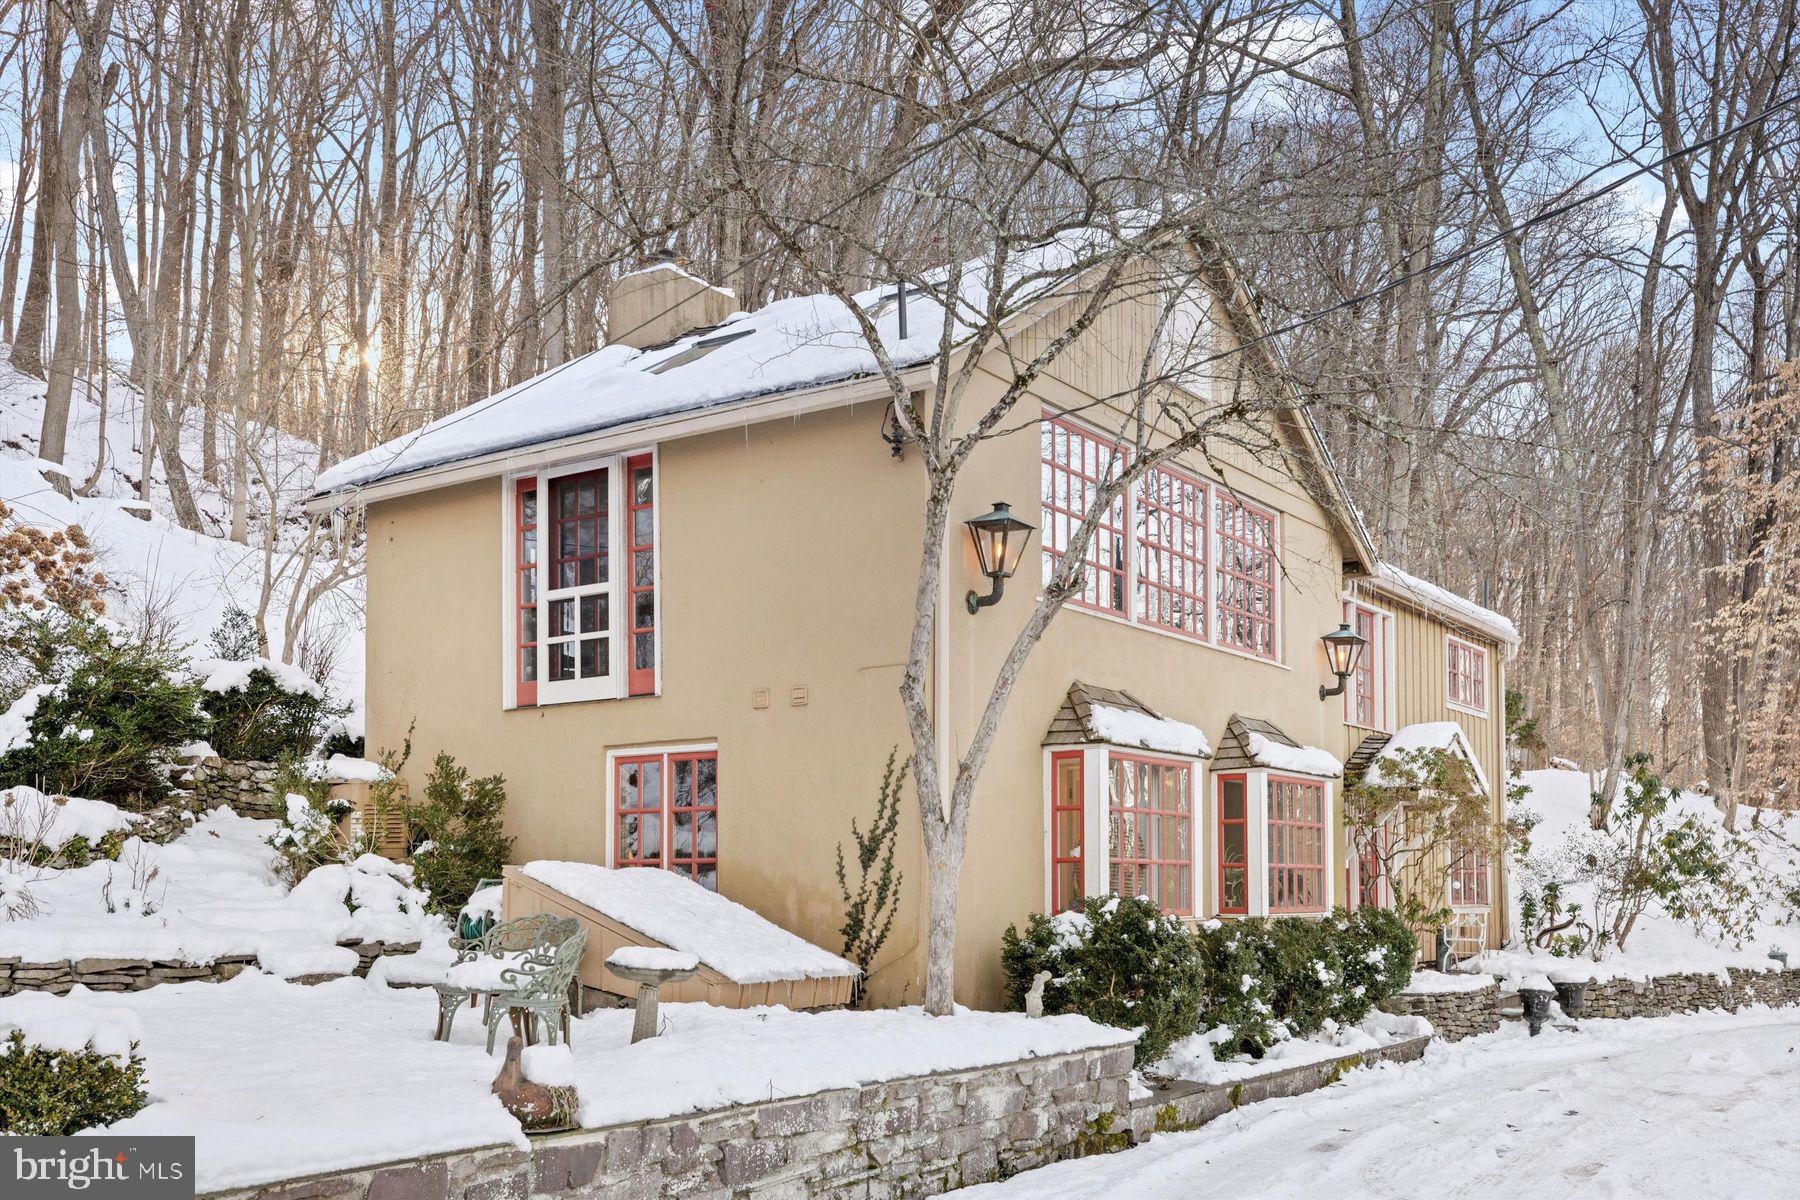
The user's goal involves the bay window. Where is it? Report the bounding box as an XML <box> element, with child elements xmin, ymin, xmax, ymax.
<box><xmin>1050</xmin><ymin>751</ymin><xmax>1084</xmax><ymax>912</ymax></box>
<box><xmin>1108</xmin><ymin>753</ymin><xmax>1193</xmax><ymax>916</ymax></box>
<box><xmin>1446</xmin><ymin>636</ymin><xmax>1487</xmax><ymax>714</ymax></box>
<box><xmin>1039</xmin><ymin>412</ymin><xmax>1280</xmax><ymax>660</ymax></box>
<box><xmin>1216</xmin><ymin>773</ymin><xmax>1248</xmax><ymax>915</ymax></box>
<box><xmin>1267</xmin><ymin>776</ymin><xmax>1327</xmax><ymax>913</ymax></box>
<box><xmin>510</xmin><ymin>453</ymin><xmax>657</xmax><ymax>706</ymax></box>
<box><xmin>615</xmin><ymin>748</ymin><xmax>719</xmax><ymax>890</ymax></box>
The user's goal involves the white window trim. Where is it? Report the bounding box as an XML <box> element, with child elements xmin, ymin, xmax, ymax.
<box><xmin>1041</xmin><ymin>745</ymin><xmax>1207</xmax><ymax>915</ymax></box>
<box><xmin>1040</xmin><ymin>411</ymin><xmax>1285</xmax><ymax>667</ymax></box>
<box><xmin>1343</xmin><ymin>597</ymin><xmax>1396</xmax><ymax>734</ymax></box>
<box><xmin>602</xmin><ymin>741</ymin><xmax>719</xmax><ymax>871</ymax></box>
<box><xmin>502</xmin><ymin>447</ymin><xmax>659</xmax><ymax>709</ymax></box>
<box><xmin>1444</xmin><ymin>633</ymin><xmax>1489</xmax><ymax>717</ymax></box>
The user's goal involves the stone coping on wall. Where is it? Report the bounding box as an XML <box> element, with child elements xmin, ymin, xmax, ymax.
<box><xmin>0</xmin><ymin>940</ymin><xmax>420</xmax><ymax>996</ymax></box>
<box><xmin>1129</xmin><ymin>1034</ymin><xmax>1431</xmax><ymax>1141</ymax></box>
<box><xmin>202</xmin><ymin>1042</ymin><xmax>1137</xmax><ymax>1200</ymax></box>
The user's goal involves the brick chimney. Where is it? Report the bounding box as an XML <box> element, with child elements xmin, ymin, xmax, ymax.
<box><xmin>607</xmin><ymin>251</ymin><xmax>738</xmax><ymax>350</ymax></box>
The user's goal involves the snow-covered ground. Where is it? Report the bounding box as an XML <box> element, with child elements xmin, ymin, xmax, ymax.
<box><xmin>1472</xmin><ymin>769</ymin><xmax>1800</xmax><ymax>986</ymax></box>
<box><xmin>49</xmin><ymin>974</ymin><xmax>1132</xmax><ymax>1191</ymax></box>
<box><xmin>956</xmin><ymin>1007</ymin><xmax>1800</xmax><ymax>1199</ymax></box>
<box><xmin>0</xmin><ymin>349</ymin><xmax>364</xmax><ymax>704</ymax></box>
<box><xmin>0</xmin><ymin>794</ymin><xmax>433</xmax><ymax>971</ymax></box>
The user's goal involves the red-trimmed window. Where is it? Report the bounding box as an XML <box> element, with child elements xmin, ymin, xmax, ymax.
<box><xmin>1450</xmin><ymin>841</ymin><xmax>1489</xmax><ymax>907</ymax></box>
<box><xmin>1041</xmin><ymin>415</ymin><xmax>1128</xmax><ymax>613</ymax></box>
<box><xmin>626</xmin><ymin>454</ymin><xmax>656</xmax><ymax>696</ymax></box>
<box><xmin>1216</xmin><ymin>773</ymin><xmax>1248</xmax><ymax>915</ymax></box>
<box><xmin>547</xmin><ymin>469</ymin><xmax>610</xmax><ymax>683</ymax></box>
<box><xmin>615</xmin><ymin>749</ymin><xmax>719</xmax><ymax>890</ymax></box>
<box><xmin>1136</xmin><ymin>466</ymin><xmax>1208</xmax><ymax>637</ymax></box>
<box><xmin>515</xmin><ymin>479</ymin><xmax>539</xmax><ymax>705</ymax></box>
<box><xmin>1356</xmin><ymin>829</ymin><xmax>1385</xmax><ymax>909</ymax></box>
<box><xmin>1267</xmin><ymin>776</ymin><xmax>1326</xmax><ymax>913</ymax></box>
<box><xmin>1107</xmin><ymin>753</ymin><xmax>1192</xmax><ymax>915</ymax></box>
<box><xmin>1050</xmin><ymin>751</ymin><xmax>1084</xmax><ymax>912</ymax></box>
<box><xmin>1447</xmin><ymin>636</ymin><xmax>1487</xmax><ymax>712</ymax></box>
<box><xmin>1346</xmin><ymin>601</ymin><xmax>1385</xmax><ymax>730</ymax></box>
<box><xmin>1215</xmin><ymin>493</ymin><xmax>1277</xmax><ymax>658</ymax></box>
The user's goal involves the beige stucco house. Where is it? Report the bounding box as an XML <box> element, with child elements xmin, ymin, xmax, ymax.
<box><xmin>310</xmin><ymin>246</ymin><xmax>1520</xmax><ymax>1008</ymax></box>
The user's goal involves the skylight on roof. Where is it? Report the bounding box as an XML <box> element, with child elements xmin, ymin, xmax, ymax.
<box><xmin>647</xmin><ymin>328</ymin><xmax>754</xmax><ymax>375</ymax></box>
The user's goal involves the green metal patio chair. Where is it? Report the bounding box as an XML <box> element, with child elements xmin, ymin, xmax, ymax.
<box><xmin>484</xmin><ymin>926</ymin><xmax>589</xmax><ymax>1053</ymax></box>
<box><xmin>432</xmin><ymin>913</ymin><xmax>581</xmax><ymax>1042</ymax></box>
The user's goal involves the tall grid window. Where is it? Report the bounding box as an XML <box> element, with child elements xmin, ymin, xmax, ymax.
<box><xmin>547</xmin><ymin>470</ymin><xmax>610</xmax><ymax>682</ymax></box>
<box><xmin>1041</xmin><ymin>416</ymin><xmax>1129</xmax><ymax>613</ymax></box>
<box><xmin>1136</xmin><ymin>466</ymin><xmax>1208</xmax><ymax>637</ymax></box>
<box><xmin>1038</xmin><ymin>413</ymin><xmax>1281</xmax><ymax>659</ymax></box>
<box><xmin>1450</xmin><ymin>841</ymin><xmax>1490</xmax><ymax>907</ymax></box>
<box><xmin>615</xmin><ymin>749</ymin><xmax>720</xmax><ymax>890</ymax></box>
<box><xmin>1346</xmin><ymin>602</ymin><xmax>1385</xmax><ymax>730</ymax></box>
<box><xmin>514</xmin><ymin>479</ymin><xmax>539</xmax><ymax>706</ymax></box>
<box><xmin>625</xmin><ymin>454</ymin><xmax>656</xmax><ymax>696</ymax></box>
<box><xmin>1267</xmin><ymin>776</ymin><xmax>1326</xmax><ymax>912</ymax></box>
<box><xmin>1108</xmin><ymin>753</ymin><xmax>1193</xmax><ymax>915</ymax></box>
<box><xmin>1447</xmin><ymin>636</ymin><xmax>1488</xmax><ymax>712</ymax></box>
<box><xmin>1216</xmin><ymin>493</ymin><xmax>1277</xmax><ymax>658</ymax></box>
<box><xmin>1216</xmin><ymin>773</ymin><xmax>1248</xmax><ymax>915</ymax></box>
<box><xmin>1050</xmin><ymin>751</ymin><xmax>1084</xmax><ymax>912</ymax></box>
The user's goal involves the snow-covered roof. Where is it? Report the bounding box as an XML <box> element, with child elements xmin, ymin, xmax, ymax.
<box><xmin>1364</xmin><ymin>562</ymin><xmax>1520</xmax><ymax>648</ymax></box>
<box><xmin>1042</xmin><ymin>681</ymin><xmax>1212</xmax><ymax>758</ymax></box>
<box><xmin>313</xmin><ymin>229</ymin><xmax>1144</xmax><ymax>497</ymax></box>
<box><xmin>1364</xmin><ymin>721</ymin><xmax>1490</xmax><ymax>793</ymax></box>
<box><xmin>521</xmin><ymin>860</ymin><xmax>858</xmax><ymax>984</ymax></box>
<box><xmin>1243</xmin><ymin>731</ymin><xmax>1343</xmax><ymax>778</ymax></box>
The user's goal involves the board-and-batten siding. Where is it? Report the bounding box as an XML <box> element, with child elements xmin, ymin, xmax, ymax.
<box><xmin>1345</xmin><ymin>590</ymin><xmax>1509</xmax><ymax>949</ymax></box>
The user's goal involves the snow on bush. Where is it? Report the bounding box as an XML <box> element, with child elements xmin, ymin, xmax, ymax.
<box><xmin>1</xmin><ymin>785</ymin><xmax>133</xmax><ymax>853</ymax></box>
<box><xmin>0</xmin><ymin>992</ymin><xmax>148</xmax><ymax>1135</ymax></box>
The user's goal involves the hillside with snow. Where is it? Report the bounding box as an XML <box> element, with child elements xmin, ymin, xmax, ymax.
<box><xmin>1484</xmin><ymin>768</ymin><xmax>1800</xmax><ymax>983</ymax></box>
<box><xmin>0</xmin><ymin>347</ymin><xmax>363</xmax><ymax>704</ymax></box>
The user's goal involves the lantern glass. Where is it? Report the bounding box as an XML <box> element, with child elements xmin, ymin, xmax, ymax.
<box><xmin>965</xmin><ymin>503</ymin><xmax>1034</xmax><ymax>581</ymax></box>
<box><xmin>1321</xmin><ymin>623</ymin><xmax>1366</xmax><ymax>677</ymax></box>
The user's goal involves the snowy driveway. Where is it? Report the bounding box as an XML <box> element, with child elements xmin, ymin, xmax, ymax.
<box><xmin>957</xmin><ymin>1008</ymin><xmax>1800</xmax><ymax>1199</ymax></box>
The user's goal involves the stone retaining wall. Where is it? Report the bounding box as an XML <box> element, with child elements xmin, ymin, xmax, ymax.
<box><xmin>0</xmin><ymin>940</ymin><xmax>419</xmax><ymax>996</ymax></box>
<box><xmin>187</xmin><ymin>759</ymin><xmax>287</xmax><ymax>820</ymax></box>
<box><xmin>1576</xmin><ymin>965</ymin><xmax>1800</xmax><ymax>1019</ymax></box>
<box><xmin>206</xmin><ymin>1042</ymin><xmax>1136</xmax><ymax>1200</ymax></box>
<box><xmin>1379</xmin><ymin>982</ymin><xmax>1502</xmax><ymax>1041</ymax></box>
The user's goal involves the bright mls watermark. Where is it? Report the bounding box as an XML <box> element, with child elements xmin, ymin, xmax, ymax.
<box><xmin>6</xmin><ymin>1137</ymin><xmax>194</xmax><ymax>1199</ymax></box>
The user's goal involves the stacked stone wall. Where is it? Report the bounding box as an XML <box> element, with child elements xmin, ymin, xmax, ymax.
<box><xmin>0</xmin><ymin>940</ymin><xmax>419</xmax><ymax>996</ymax></box>
<box><xmin>187</xmin><ymin>759</ymin><xmax>287</xmax><ymax>820</ymax></box>
<box><xmin>1378</xmin><ymin>982</ymin><xmax>1502</xmax><ymax>1041</ymax></box>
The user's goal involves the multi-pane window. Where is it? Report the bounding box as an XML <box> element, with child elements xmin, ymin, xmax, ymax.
<box><xmin>1346</xmin><ymin>602</ymin><xmax>1385</xmax><ymax>730</ymax></box>
<box><xmin>511</xmin><ymin>454</ymin><xmax>657</xmax><ymax>705</ymax></box>
<box><xmin>1215</xmin><ymin>493</ymin><xmax>1277</xmax><ymax>658</ymax></box>
<box><xmin>1216</xmin><ymin>774</ymin><xmax>1248</xmax><ymax>915</ymax></box>
<box><xmin>1446</xmin><ymin>636</ymin><xmax>1488</xmax><ymax>712</ymax></box>
<box><xmin>1050</xmin><ymin>752</ymin><xmax>1084</xmax><ymax>912</ymax></box>
<box><xmin>1136</xmin><ymin>467</ymin><xmax>1208</xmax><ymax>637</ymax></box>
<box><xmin>514</xmin><ymin>480</ymin><xmax>539</xmax><ymax>706</ymax></box>
<box><xmin>1108</xmin><ymin>753</ymin><xmax>1193</xmax><ymax>915</ymax></box>
<box><xmin>1041</xmin><ymin>416</ymin><xmax>1128</xmax><ymax>613</ymax></box>
<box><xmin>1450</xmin><ymin>841</ymin><xmax>1490</xmax><ymax>907</ymax></box>
<box><xmin>615</xmin><ymin>749</ymin><xmax>719</xmax><ymax>890</ymax></box>
<box><xmin>1267</xmin><ymin>776</ymin><xmax>1326</xmax><ymax>913</ymax></box>
<box><xmin>626</xmin><ymin>454</ymin><xmax>656</xmax><ymax>696</ymax></box>
<box><xmin>1356</xmin><ymin>830</ymin><xmax>1385</xmax><ymax>909</ymax></box>
<box><xmin>1038</xmin><ymin>413</ymin><xmax>1280</xmax><ymax>658</ymax></box>
<box><xmin>547</xmin><ymin>470</ymin><xmax>610</xmax><ymax>683</ymax></box>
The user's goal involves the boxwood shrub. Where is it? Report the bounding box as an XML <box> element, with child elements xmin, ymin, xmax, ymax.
<box><xmin>0</xmin><ymin>1030</ymin><xmax>149</xmax><ymax>1134</ymax></box>
<box><xmin>1001</xmin><ymin>894</ymin><xmax>1205</xmax><ymax>1067</ymax></box>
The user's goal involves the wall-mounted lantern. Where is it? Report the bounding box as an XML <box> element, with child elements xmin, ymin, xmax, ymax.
<box><xmin>1317</xmin><ymin>622</ymin><xmax>1368</xmax><ymax>700</ymax></box>
<box><xmin>965</xmin><ymin>502</ymin><xmax>1034</xmax><ymax>614</ymax></box>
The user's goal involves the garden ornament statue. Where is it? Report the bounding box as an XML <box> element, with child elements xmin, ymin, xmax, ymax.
<box><xmin>492</xmin><ymin>1035</ymin><xmax>578</xmax><ymax>1133</ymax></box>
<box><xmin>1025</xmin><ymin>970</ymin><xmax>1052</xmax><ymax>1018</ymax></box>
<box><xmin>1519</xmin><ymin>984</ymin><xmax>1555</xmax><ymax>1036</ymax></box>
